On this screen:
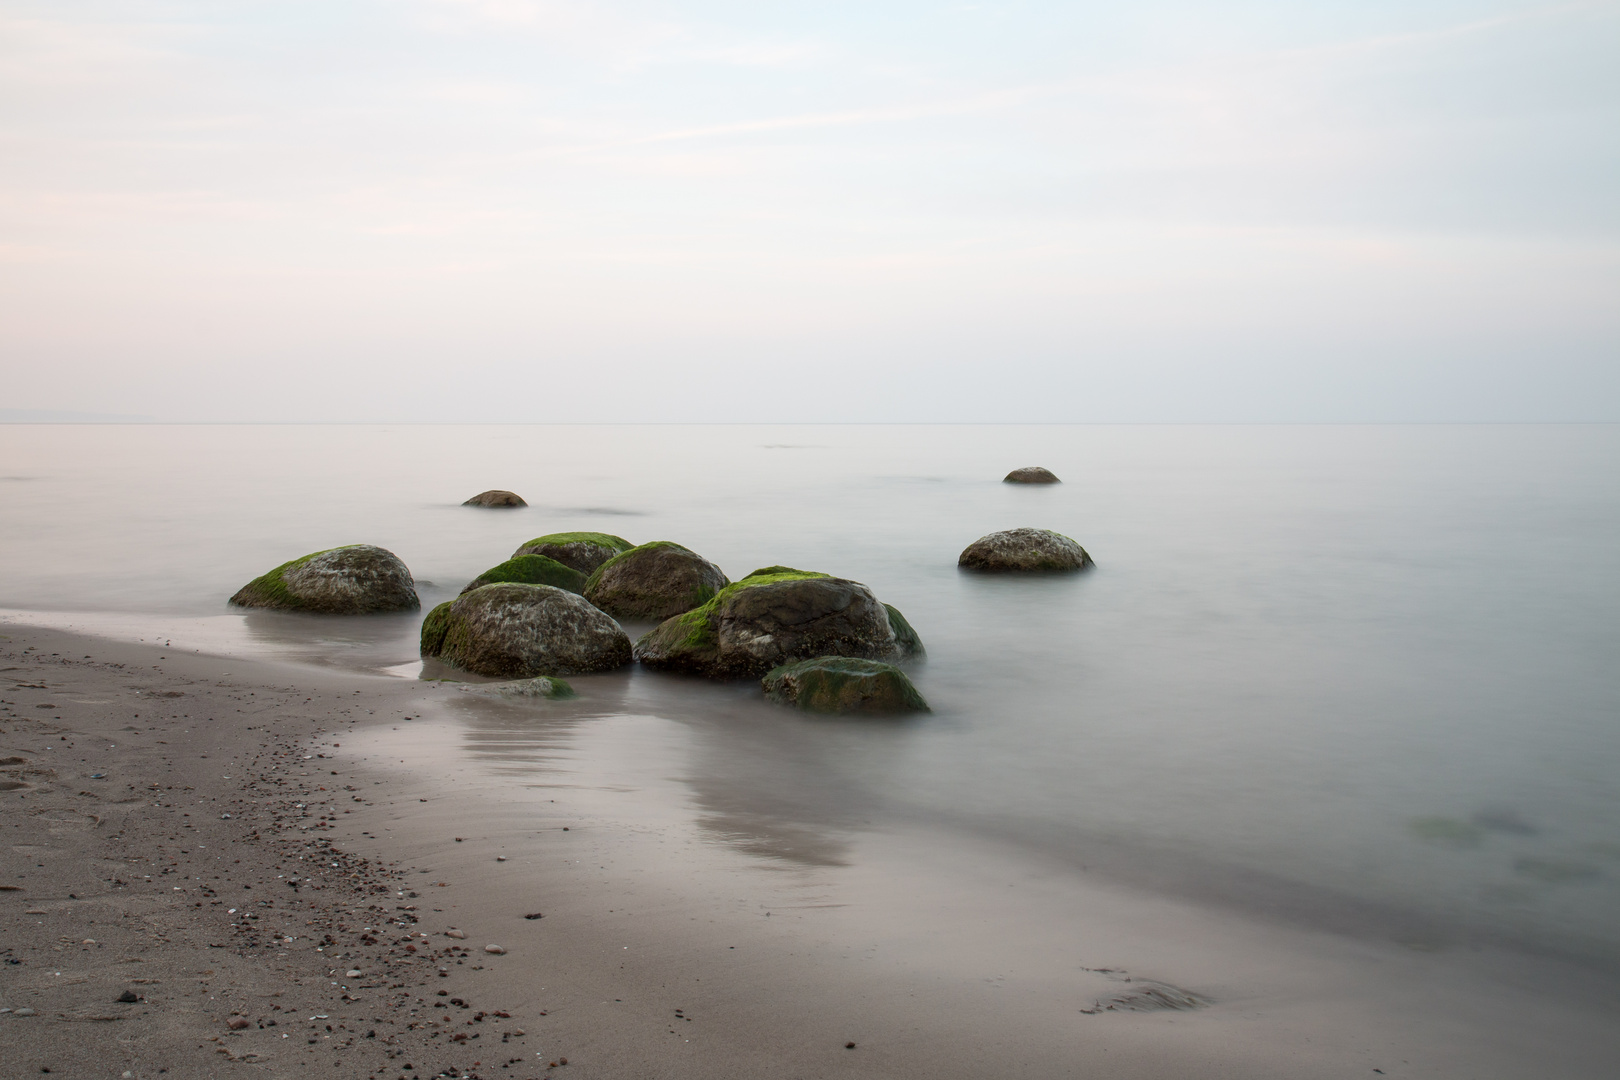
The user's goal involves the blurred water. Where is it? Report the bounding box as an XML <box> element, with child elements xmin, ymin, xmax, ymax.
<box><xmin>2</xmin><ymin>423</ymin><xmax>1618</xmax><ymax>966</ymax></box>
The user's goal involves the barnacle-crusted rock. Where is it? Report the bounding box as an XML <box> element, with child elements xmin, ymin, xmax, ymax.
<box><xmin>958</xmin><ymin>528</ymin><xmax>1092</xmax><ymax>572</ymax></box>
<box><xmin>512</xmin><ymin>532</ymin><xmax>633</xmax><ymax>575</ymax></box>
<box><xmin>634</xmin><ymin>567</ymin><xmax>917</xmax><ymax>679</ymax></box>
<box><xmin>420</xmin><ymin>583</ymin><xmax>631</xmax><ymax>678</ymax></box>
<box><xmin>230</xmin><ymin>545</ymin><xmax>419</xmax><ymax>614</ymax></box>
<box><xmin>762</xmin><ymin>657</ymin><xmax>929</xmax><ymax>714</ymax></box>
<box><xmin>583</xmin><ymin>541</ymin><xmax>728</xmax><ymax>620</ymax></box>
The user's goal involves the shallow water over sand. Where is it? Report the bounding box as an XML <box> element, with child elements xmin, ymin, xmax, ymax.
<box><xmin>3</xmin><ymin>423</ymin><xmax>1618</xmax><ymax>969</ymax></box>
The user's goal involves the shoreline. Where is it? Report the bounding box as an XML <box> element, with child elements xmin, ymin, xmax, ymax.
<box><xmin>4</xmin><ymin>622</ymin><xmax>1619</xmax><ymax>1079</ymax></box>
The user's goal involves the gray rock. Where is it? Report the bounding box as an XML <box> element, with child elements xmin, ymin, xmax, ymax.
<box><xmin>419</xmin><ymin>583</ymin><xmax>631</xmax><ymax>678</ymax></box>
<box><xmin>465</xmin><ymin>676</ymin><xmax>577</xmax><ymax>701</ymax></box>
<box><xmin>958</xmin><ymin>528</ymin><xmax>1092</xmax><ymax>571</ymax></box>
<box><xmin>512</xmin><ymin>531</ymin><xmax>633</xmax><ymax>575</ymax></box>
<box><xmin>634</xmin><ymin>568</ymin><xmax>909</xmax><ymax>679</ymax></box>
<box><xmin>463</xmin><ymin>489</ymin><xmax>526</xmax><ymax>507</ymax></box>
<box><xmin>1004</xmin><ymin>466</ymin><xmax>1061</xmax><ymax>484</ymax></box>
<box><xmin>230</xmin><ymin>545</ymin><xmax>420</xmax><ymax>614</ymax></box>
<box><xmin>583</xmin><ymin>541</ymin><xmax>729</xmax><ymax>620</ymax></box>
<box><xmin>763</xmin><ymin>656</ymin><xmax>929</xmax><ymax>714</ymax></box>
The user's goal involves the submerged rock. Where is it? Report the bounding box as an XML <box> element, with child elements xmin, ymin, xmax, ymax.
<box><xmin>420</xmin><ymin>583</ymin><xmax>631</xmax><ymax>678</ymax></box>
<box><xmin>883</xmin><ymin>603</ymin><xmax>926</xmax><ymax>659</ymax></box>
<box><xmin>634</xmin><ymin>567</ymin><xmax>915</xmax><ymax>679</ymax></box>
<box><xmin>1004</xmin><ymin>466</ymin><xmax>1061</xmax><ymax>484</ymax></box>
<box><xmin>464</xmin><ymin>489</ymin><xmax>527</xmax><ymax>507</ymax></box>
<box><xmin>762</xmin><ymin>656</ymin><xmax>929</xmax><ymax>714</ymax></box>
<box><xmin>461</xmin><ymin>554</ymin><xmax>586</xmax><ymax>595</ymax></box>
<box><xmin>230</xmin><ymin>545</ymin><xmax>420</xmax><ymax>614</ymax></box>
<box><xmin>958</xmin><ymin>528</ymin><xmax>1092</xmax><ymax>572</ymax></box>
<box><xmin>464</xmin><ymin>676</ymin><xmax>577</xmax><ymax>701</ymax></box>
<box><xmin>583</xmin><ymin>541</ymin><xmax>729</xmax><ymax>620</ymax></box>
<box><xmin>512</xmin><ymin>531</ymin><xmax>633</xmax><ymax>575</ymax></box>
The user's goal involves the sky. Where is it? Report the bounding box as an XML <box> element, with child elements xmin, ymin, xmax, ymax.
<box><xmin>0</xmin><ymin>0</ymin><xmax>1616</xmax><ymax>422</ymax></box>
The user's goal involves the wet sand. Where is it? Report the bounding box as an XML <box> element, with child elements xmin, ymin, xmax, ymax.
<box><xmin>3</xmin><ymin>622</ymin><xmax>1619</xmax><ymax>1080</ymax></box>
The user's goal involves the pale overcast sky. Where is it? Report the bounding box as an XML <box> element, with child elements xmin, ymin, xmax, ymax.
<box><xmin>1</xmin><ymin>1</ymin><xmax>1616</xmax><ymax>421</ymax></box>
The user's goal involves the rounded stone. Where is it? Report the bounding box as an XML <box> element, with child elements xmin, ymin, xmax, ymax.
<box><xmin>419</xmin><ymin>583</ymin><xmax>632</xmax><ymax>679</ymax></box>
<box><xmin>512</xmin><ymin>532</ymin><xmax>633</xmax><ymax>575</ymax></box>
<box><xmin>461</xmin><ymin>554</ymin><xmax>586</xmax><ymax>595</ymax></box>
<box><xmin>583</xmin><ymin>541</ymin><xmax>729</xmax><ymax>620</ymax></box>
<box><xmin>1004</xmin><ymin>466</ymin><xmax>1061</xmax><ymax>484</ymax></box>
<box><xmin>463</xmin><ymin>489</ymin><xmax>526</xmax><ymax>507</ymax></box>
<box><xmin>230</xmin><ymin>545</ymin><xmax>420</xmax><ymax>614</ymax></box>
<box><xmin>635</xmin><ymin>568</ymin><xmax>919</xmax><ymax>680</ymax></box>
<box><xmin>958</xmin><ymin>528</ymin><xmax>1092</xmax><ymax>572</ymax></box>
<box><xmin>763</xmin><ymin>656</ymin><xmax>930</xmax><ymax>714</ymax></box>
<box><xmin>485</xmin><ymin>944</ymin><xmax>506</xmax><ymax>955</ymax></box>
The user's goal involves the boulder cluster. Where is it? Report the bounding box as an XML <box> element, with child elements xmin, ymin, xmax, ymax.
<box><xmin>227</xmin><ymin>468</ymin><xmax>1092</xmax><ymax>716</ymax></box>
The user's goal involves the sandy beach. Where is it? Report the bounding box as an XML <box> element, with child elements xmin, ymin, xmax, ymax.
<box><xmin>4</xmin><ymin>620</ymin><xmax>1619</xmax><ymax>1080</ymax></box>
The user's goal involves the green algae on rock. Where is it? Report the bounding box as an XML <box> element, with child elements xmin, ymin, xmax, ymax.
<box><xmin>478</xmin><ymin>676</ymin><xmax>578</xmax><ymax>701</ymax></box>
<box><xmin>883</xmin><ymin>603</ymin><xmax>925</xmax><ymax>659</ymax></box>
<box><xmin>463</xmin><ymin>489</ymin><xmax>526</xmax><ymax>507</ymax></box>
<box><xmin>230</xmin><ymin>544</ymin><xmax>420</xmax><ymax>614</ymax></box>
<box><xmin>958</xmin><ymin>528</ymin><xmax>1092</xmax><ymax>572</ymax></box>
<box><xmin>762</xmin><ymin>656</ymin><xmax>929</xmax><ymax>714</ymax></box>
<box><xmin>461</xmin><ymin>554</ymin><xmax>586</xmax><ymax>595</ymax></box>
<box><xmin>583</xmin><ymin>541</ymin><xmax>729</xmax><ymax>620</ymax></box>
<box><xmin>634</xmin><ymin>567</ymin><xmax>915</xmax><ymax>679</ymax></box>
<box><xmin>512</xmin><ymin>532</ymin><xmax>633</xmax><ymax>575</ymax></box>
<box><xmin>420</xmin><ymin>582</ymin><xmax>631</xmax><ymax>679</ymax></box>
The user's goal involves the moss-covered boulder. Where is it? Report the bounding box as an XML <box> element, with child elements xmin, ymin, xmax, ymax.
<box><xmin>1004</xmin><ymin>466</ymin><xmax>1061</xmax><ymax>484</ymax></box>
<box><xmin>230</xmin><ymin>545</ymin><xmax>419</xmax><ymax>614</ymax></box>
<box><xmin>583</xmin><ymin>541</ymin><xmax>729</xmax><ymax>620</ymax></box>
<box><xmin>633</xmin><ymin>568</ymin><xmax>914</xmax><ymax>679</ymax></box>
<box><xmin>958</xmin><ymin>528</ymin><xmax>1092</xmax><ymax>571</ymax></box>
<box><xmin>420</xmin><ymin>583</ymin><xmax>631</xmax><ymax>679</ymax></box>
<box><xmin>461</xmin><ymin>554</ymin><xmax>586</xmax><ymax>595</ymax></box>
<box><xmin>464</xmin><ymin>489</ymin><xmax>526</xmax><ymax>507</ymax></box>
<box><xmin>883</xmin><ymin>603</ymin><xmax>925</xmax><ymax>659</ymax></box>
<box><xmin>512</xmin><ymin>531</ymin><xmax>633</xmax><ymax>575</ymax></box>
<box><xmin>763</xmin><ymin>657</ymin><xmax>929</xmax><ymax>714</ymax></box>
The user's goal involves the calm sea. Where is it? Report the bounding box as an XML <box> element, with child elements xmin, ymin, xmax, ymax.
<box><xmin>3</xmin><ymin>423</ymin><xmax>1617</xmax><ymax>969</ymax></box>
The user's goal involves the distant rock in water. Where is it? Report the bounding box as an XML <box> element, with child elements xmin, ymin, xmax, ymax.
<box><xmin>464</xmin><ymin>490</ymin><xmax>527</xmax><ymax>507</ymax></box>
<box><xmin>230</xmin><ymin>545</ymin><xmax>420</xmax><ymax>614</ymax></box>
<box><xmin>461</xmin><ymin>554</ymin><xmax>586</xmax><ymax>595</ymax></box>
<box><xmin>958</xmin><ymin>528</ymin><xmax>1092</xmax><ymax>572</ymax></box>
<box><xmin>634</xmin><ymin>568</ymin><xmax>915</xmax><ymax>679</ymax></box>
<box><xmin>583</xmin><ymin>541</ymin><xmax>729</xmax><ymax>620</ymax></box>
<box><xmin>420</xmin><ymin>582</ymin><xmax>630</xmax><ymax>679</ymax></box>
<box><xmin>1004</xmin><ymin>466</ymin><xmax>1060</xmax><ymax>484</ymax></box>
<box><xmin>763</xmin><ymin>656</ymin><xmax>929</xmax><ymax>714</ymax></box>
<box><xmin>512</xmin><ymin>531</ymin><xmax>633</xmax><ymax>575</ymax></box>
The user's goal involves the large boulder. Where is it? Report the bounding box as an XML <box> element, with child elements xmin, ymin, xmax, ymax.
<box><xmin>1004</xmin><ymin>466</ymin><xmax>1060</xmax><ymax>484</ymax></box>
<box><xmin>958</xmin><ymin>528</ymin><xmax>1092</xmax><ymax>571</ymax></box>
<box><xmin>461</xmin><ymin>554</ymin><xmax>586</xmax><ymax>595</ymax></box>
<box><xmin>763</xmin><ymin>657</ymin><xmax>929</xmax><ymax>714</ymax></box>
<box><xmin>230</xmin><ymin>545</ymin><xmax>419</xmax><ymax>614</ymax></box>
<box><xmin>583</xmin><ymin>541</ymin><xmax>729</xmax><ymax>620</ymax></box>
<box><xmin>420</xmin><ymin>583</ymin><xmax>631</xmax><ymax>678</ymax></box>
<box><xmin>512</xmin><ymin>531</ymin><xmax>633</xmax><ymax>575</ymax></box>
<box><xmin>634</xmin><ymin>568</ymin><xmax>918</xmax><ymax>679</ymax></box>
<box><xmin>464</xmin><ymin>489</ymin><xmax>526</xmax><ymax>507</ymax></box>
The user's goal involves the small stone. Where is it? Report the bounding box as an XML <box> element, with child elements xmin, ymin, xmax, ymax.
<box><xmin>116</xmin><ymin>991</ymin><xmax>138</xmax><ymax>1003</ymax></box>
<box><xmin>346</xmin><ymin>969</ymin><xmax>361</xmax><ymax>978</ymax></box>
<box><xmin>1003</xmin><ymin>466</ymin><xmax>1061</xmax><ymax>484</ymax></box>
<box><xmin>496</xmin><ymin>856</ymin><xmax>506</xmax><ymax>862</ymax></box>
<box><xmin>82</xmin><ymin>939</ymin><xmax>95</xmax><ymax>945</ymax></box>
<box><xmin>227</xmin><ymin>1016</ymin><xmax>252</xmax><ymax>1030</ymax></box>
<box><xmin>446</xmin><ymin>929</ymin><xmax>467</xmax><ymax>939</ymax></box>
<box><xmin>485</xmin><ymin>944</ymin><xmax>506</xmax><ymax>954</ymax></box>
<box><xmin>15</xmin><ymin>1007</ymin><xmax>37</xmax><ymax>1016</ymax></box>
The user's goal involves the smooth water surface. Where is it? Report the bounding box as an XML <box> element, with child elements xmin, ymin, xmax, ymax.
<box><xmin>2</xmin><ymin>423</ymin><xmax>1617</xmax><ymax>966</ymax></box>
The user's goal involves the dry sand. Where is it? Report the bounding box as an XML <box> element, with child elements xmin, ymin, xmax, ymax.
<box><xmin>3</xmin><ymin>622</ymin><xmax>1618</xmax><ymax>1080</ymax></box>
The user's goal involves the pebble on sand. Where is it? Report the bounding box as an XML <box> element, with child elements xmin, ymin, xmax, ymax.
<box><xmin>446</xmin><ymin>929</ymin><xmax>467</xmax><ymax>939</ymax></box>
<box><xmin>485</xmin><ymin>944</ymin><xmax>507</xmax><ymax>954</ymax></box>
<box><xmin>227</xmin><ymin>1016</ymin><xmax>252</xmax><ymax>1030</ymax></box>
<box><xmin>346</xmin><ymin>969</ymin><xmax>362</xmax><ymax>978</ymax></box>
